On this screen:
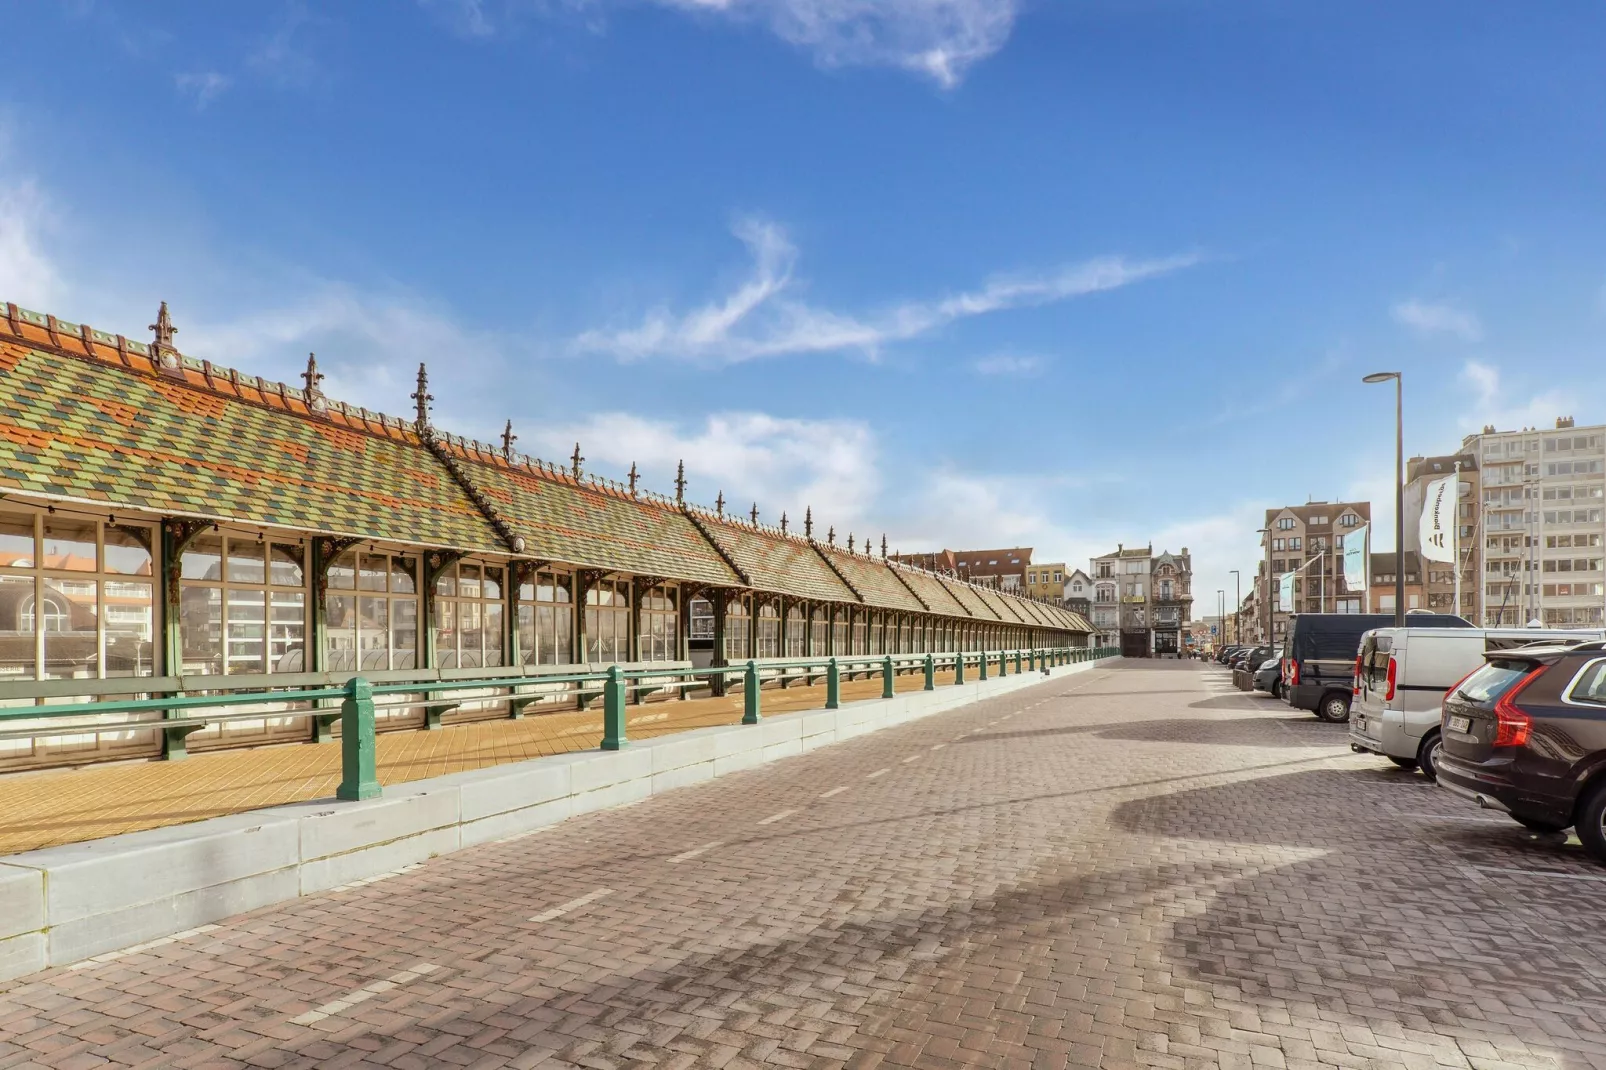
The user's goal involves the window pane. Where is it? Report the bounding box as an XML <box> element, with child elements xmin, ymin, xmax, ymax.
<box><xmin>435</xmin><ymin>566</ymin><xmax>456</xmax><ymax>597</ymax></box>
<box><xmin>0</xmin><ymin>513</ymin><xmax>36</xmax><ymax>569</ymax></box>
<box><xmin>179</xmin><ymin>583</ymin><xmax>223</xmax><ymax>674</ymax></box>
<box><xmin>585</xmin><ymin>608</ymin><xmax>600</xmax><ymax>661</ymax></box>
<box><xmin>324</xmin><ymin>594</ymin><xmax>357</xmax><ymax>672</ymax></box>
<box><xmin>226</xmin><ymin>539</ymin><xmax>266</xmax><ymax>585</ymax></box>
<box><xmin>104</xmin><ymin>580</ymin><xmax>154</xmax><ymax>678</ymax></box>
<box><xmin>484</xmin><ymin>603</ymin><xmax>504</xmax><ymax>665</ymax></box>
<box><xmin>225</xmin><ymin>589</ymin><xmax>267</xmax><ymax>674</ymax></box>
<box><xmin>358</xmin><ymin>554</ymin><xmax>387</xmax><ymax>592</ymax></box>
<box><xmin>41</xmin><ymin>576</ymin><xmax>97</xmax><ymax>679</ymax></box>
<box><xmin>359</xmin><ymin>595</ymin><xmax>389</xmax><ymax>672</ymax></box>
<box><xmin>182</xmin><ymin>535</ymin><xmax>224</xmax><ymax>581</ymax></box>
<box><xmin>518</xmin><ymin>604</ymin><xmax>535</xmax><ymax>665</ymax></box>
<box><xmin>104</xmin><ymin>526</ymin><xmax>153</xmax><ymax>576</ymax></box>
<box><xmin>433</xmin><ymin>599</ymin><xmax>457</xmax><ymax>667</ymax></box>
<box><xmin>482</xmin><ymin>567</ymin><xmax>502</xmax><ymax>600</ymax></box>
<box><xmin>264</xmin><ymin>544</ymin><xmax>304</xmax><ymax>588</ymax></box>
<box><xmin>538</xmin><ymin>604</ymin><xmax>556</xmax><ymax>664</ymax></box>
<box><xmin>327</xmin><ymin>550</ymin><xmax>356</xmax><ymax>591</ymax></box>
<box><xmin>0</xmin><ymin>573</ymin><xmax>35</xmax><ymax>677</ymax></box>
<box><xmin>391</xmin><ymin>557</ymin><xmax>417</xmax><ymax>595</ymax></box>
<box><xmin>459</xmin><ymin>565</ymin><xmax>481</xmax><ymax>599</ymax></box>
<box><xmin>392</xmin><ymin>598</ymin><xmax>418</xmax><ymax>669</ymax></box>
<box><xmin>42</xmin><ymin>520</ymin><xmax>97</xmax><ymax>572</ymax></box>
<box><xmin>269</xmin><ymin>591</ymin><xmax>306</xmax><ymax>672</ymax></box>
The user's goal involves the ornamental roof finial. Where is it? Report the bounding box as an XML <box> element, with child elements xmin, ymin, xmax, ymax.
<box><xmin>674</xmin><ymin>460</ymin><xmax>686</xmax><ymax>503</ymax></box>
<box><xmin>501</xmin><ymin>420</ymin><xmax>517</xmax><ymax>460</ymax></box>
<box><xmin>301</xmin><ymin>353</ymin><xmax>324</xmax><ymax>398</ymax></box>
<box><xmin>715</xmin><ymin>490</ymin><xmax>725</xmax><ymax>516</ymax></box>
<box><xmin>780</xmin><ymin>511</ymin><xmax>789</xmax><ymax>534</ymax></box>
<box><xmin>149</xmin><ymin>301</ymin><xmax>179</xmax><ymax>369</ymax></box>
<box><xmin>827</xmin><ymin>525</ymin><xmax>835</xmax><ymax>546</ymax></box>
<box><xmin>847</xmin><ymin>532</ymin><xmax>855</xmax><ymax>553</ymax></box>
<box><xmin>805</xmin><ymin>507</ymin><xmax>814</xmax><ymax>539</ymax></box>
<box><xmin>411</xmin><ymin>363</ymin><xmax>433</xmax><ymax>429</ymax></box>
<box><xmin>750</xmin><ymin>502</ymin><xmax>759</xmax><ymax>525</ymax></box>
<box><xmin>881</xmin><ymin>534</ymin><xmax>888</xmax><ymax>560</ymax></box>
<box><xmin>570</xmin><ymin>443</ymin><xmax>584</xmax><ymax>479</ymax></box>
<box><xmin>628</xmin><ymin>462</ymin><xmax>640</xmax><ymax>497</ymax></box>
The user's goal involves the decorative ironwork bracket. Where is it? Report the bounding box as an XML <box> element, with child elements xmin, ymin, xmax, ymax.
<box><xmin>314</xmin><ymin>536</ymin><xmax>365</xmax><ymax>601</ymax></box>
<box><xmin>162</xmin><ymin>518</ymin><xmax>213</xmax><ymax>606</ymax></box>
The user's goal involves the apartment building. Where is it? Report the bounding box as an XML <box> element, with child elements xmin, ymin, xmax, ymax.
<box><xmin>1254</xmin><ymin>501</ymin><xmax>1372</xmax><ymax>642</ymax></box>
<box><xmin>1402</xmin><ymin>452</ymin><xmax>1479</xmax><ymax>619</ymax></box>
<box><xmin>1025</xmin><ymin>561</ymin><xmax>1067</xmax><ymax>600</ymax></box>
<box><xmin>1089</xmin><ymin>544</ymin><xmax>1193</xmax><ymax>656</ymax></box>
<box><xmin>1064</xmin><ymin>568</ymin><xmax>1093</xmax><ymax>617</ymax></box>
<box><xmin>1368</xmin><ymin>551</ymin><xmax>1425</xmax><ymax>614</ymax></box>
<box><xmin>890</xmin><ymin>547</ymin><xmax>1033</xmax><ymax>591</ymax></box>
<box><xmin>1467</xmin><ymin>417</ymin><xmax>1605</xmax><ymax>627</ymax></box>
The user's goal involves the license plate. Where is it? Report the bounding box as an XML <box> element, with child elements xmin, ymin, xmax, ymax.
<box><xmin>1448</xmin><ymin>715</ymin><xmax>1471</xmax><ymax>734</ymax></box>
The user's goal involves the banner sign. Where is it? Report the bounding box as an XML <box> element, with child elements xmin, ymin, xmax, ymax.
<box><xmin>1419</xmin><ymin>476</ymin><xmax>1456</xmax><ymax>563</ymax></box>
<box><xmin>1342</xmin><ymin>523</ymin><xmax>1368</xmax><ymax>592</ymax></box>
<box><xmin>1278</xmin><ymin>571</ymin><xmax>1295</xmax><ymax>613</ymax></box>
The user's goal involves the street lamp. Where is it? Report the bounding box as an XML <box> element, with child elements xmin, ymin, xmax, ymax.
<box><xmin>1257</xmin><ymin>527</ymin><xmax>1273</xmax><ymax>647</ymax></box>
<box><xmin>1363</xmin><ymin>371</ymin><xmax>1405</xmax><ymax>626</ymax></box>
<box><xmin>1230</xmin><ymin>569</ymin><xmax>1241</xmax><ymax>644</ymax></box>
<box><xmin>1217</xmin><ymin>589</ymin><xmax>1224</xmax><ymax>649</ymax></box>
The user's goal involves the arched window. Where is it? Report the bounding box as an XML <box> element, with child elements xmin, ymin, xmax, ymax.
<box><xmin>19</xmin><ymin>595</ymin><xmax>68</xmax><ymax>633</ymax></box>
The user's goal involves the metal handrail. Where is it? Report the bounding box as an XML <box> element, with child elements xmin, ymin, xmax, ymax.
<box><xmin>0</xmin><ymin>646</ymin><xmax>1119</xmax><ymax>799</ymax></box>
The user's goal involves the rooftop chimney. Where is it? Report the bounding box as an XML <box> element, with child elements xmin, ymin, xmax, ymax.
<box><xmin>1557</xmin><ymin>416</ymin><xmax>1575</xmax><ymax>429</ymax></box>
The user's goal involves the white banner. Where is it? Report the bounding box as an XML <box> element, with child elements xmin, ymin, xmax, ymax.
<box><xmin>1419</xmin><ymin>475</ymin><xmax>1456</xmax><ymax>563</ymax></box>
<box><xmin>1277</xmin><ymin>572</ymin><xmax>1295</xmax><ymax>613</ymax></box>
<box><xmin>1342</xmin><ymin>523</ymin><xmax>1368</xmax><ymax>592</ymax></box>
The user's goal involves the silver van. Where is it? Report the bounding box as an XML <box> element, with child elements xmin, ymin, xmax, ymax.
<box><xmin>1350</xmin><ymin>626</ymin><xmax>1606</xmax><ymax>780</ymax></box>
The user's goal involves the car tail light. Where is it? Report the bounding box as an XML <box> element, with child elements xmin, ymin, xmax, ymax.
<box><xmin>1384</xmin><ymin>656</ymin><xmax>1398</xmax><ymax>702</ymax></box>
<box><xmin>1289</xmin><ymin>660</ymin><xmax>1300</xmax><ymax>686</ymax></box>
<box><xmin>1492</xmin><ymin>665</ymin><xmax>1547</xmax><ymax>748</ymax></box>
<box><xmin>1352</xmin><ymin>655</ymin><xmax>1362</xmax><ymax>696</ymax></box>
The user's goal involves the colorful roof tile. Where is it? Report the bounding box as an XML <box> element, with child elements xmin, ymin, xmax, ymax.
<box><xmin>692</xmin><ymin>515</ymin><xmax>855</xmax><ymax>602</ymax></box>
<box><xmin>813</xmin><ymin>547</ymin><xmax>926</xmax><ymax>612</ymax></box>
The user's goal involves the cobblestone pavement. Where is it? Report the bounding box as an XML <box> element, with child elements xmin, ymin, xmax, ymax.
<box><xmin>4</xmin><ymin>660</ymin><xmax>1606</xmax><ymax>1069</ymax></box>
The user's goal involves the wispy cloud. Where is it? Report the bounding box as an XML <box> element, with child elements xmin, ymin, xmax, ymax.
<box><xmin>0</xmin><ymin>171</ymin><xmax>64</xmax><ymax>312</ymax></box>
<box><xmin>1458</xmin><ymin>359</ymin><xmax>1570</xmax><ymax>433</ymax></box>
<box><xmin>175</xmin><ymin>71</ymin><xmax>232</xmax><ymax>109</ymax></box>
<box><xmin>971</xmin><ymin>353</ymin><xmax>1045</xmax><ymax>377</ymax></box>
<box><xmin>248</xmin><ymin>2</ymin><xmax>324</xmax><ymax>89</ymax></box>
<box><xmin>573</xmin><ymin>216</ymin><xmax>1199</xmax><ymax>365</ymax></box>
<box><xmin>1391</xmin><ymin>299</ymin><xmax>1483</xmax><ymax>342</ymax></box>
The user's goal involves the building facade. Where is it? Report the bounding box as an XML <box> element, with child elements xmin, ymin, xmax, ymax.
<box><xmin>1255</xmin><ymin>501</ymin><xmax>1372</xmax><ymax>643</ymax></box>
<box><xmin>1368</xmin><ymin>551</ymin><xmax>1426</xmax><ymax>615</ymax></box>
<box><xmin>888</xmin><ymin>547</ymin><xmax>1033</xmax><ymax>591</ymax></box>
<box><xmin>1063</xmin><ymin>568</ymin><xmax>1093</xmax><ymax>618</ymax></box>
<box><xmin>1464</xmin><ymin>418</ymin><xmax>1605</xmax><ymax>627</ymax></box>
<box><xmin>1088</xmin><ymin>544</ymin><xmax>1192</xmax><ymax>656</ymax></box>
<box><xmin>1402</xmin><ymin>452</ymin><xmax>1480</xmax><ymax>619</ymax></box>
<box><xmin>1025</xmin><ymin>561</ymin><xmax>1066</xmax><ymax>601</ymax></box>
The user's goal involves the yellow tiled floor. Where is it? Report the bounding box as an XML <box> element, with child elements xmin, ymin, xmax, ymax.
<box><xmin>0</xmin><ymin>671</ymin><xmax>948</xmax><ymax>855</ymax></box>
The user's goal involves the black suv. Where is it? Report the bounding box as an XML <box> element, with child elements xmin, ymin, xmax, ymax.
<box><xmin>1437</xmin><ymin>640</ymin><xmax>1606</xmax><ymax>862</ymax></box>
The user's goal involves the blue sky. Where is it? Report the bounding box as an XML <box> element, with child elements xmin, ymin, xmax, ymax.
<box><xmin>2</xmin><ymin>1</ymin><xmax>1604</xmax><ymax>611</ymax></box>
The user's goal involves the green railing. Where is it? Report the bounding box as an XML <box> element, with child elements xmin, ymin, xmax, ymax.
<box><xmin>0</xmin><ymin>646</ymin><xmax>1118</xmax><ymax>799</ymax></box>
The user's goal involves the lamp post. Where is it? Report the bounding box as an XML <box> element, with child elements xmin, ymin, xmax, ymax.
<box><xmin>1257</xmin><ymin>527</ymin><xmax>1273</xmax><ymax>647</ymax></box>
<box><xmin>1363</xmin><ymin>371</ymin><xmax>1405</xmax><ymax>626</ymax></box>
<box><xmin>1230</xmin><ymin>569</ymin><xmax>1241</xmax><ymax>645</ymax></box>
<box><xmin>1217</xmin><ymin>589</ymin><xmax>1224</xmax><ymax>650</ymax></box>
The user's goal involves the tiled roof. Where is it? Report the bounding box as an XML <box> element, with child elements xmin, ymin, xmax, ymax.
<box><xmin>814</xmin><ymin>547</ymin><xmax>927</xmax><ymax>612</ymax></box>
<box><xmin>0</xmin><ymin>335</ymin><xmax>500</xmax><ymax>551</ymax></box>
<box><xmin>935</xmin><ymin>575</ymin><xmax>1001</xmax><ymax>620</ymax></box>
<box><xmin>975</xmin><ymin>586</ymin><xmax>1029</xmax><ymax>624</ymax></box>
<box><xmin>451</xmin><ymin>451</ymin><xmax>739</xmax><ymax>587</ymax></box>
<box><xmin>692</xmin><ymin>515</ymin><xmax>854</xmax><ymax>602</ymax></box>
<box><xmin>889</xmin><ymin>567</ymin><xmax>969</xmax><ymax>616</ymax></box>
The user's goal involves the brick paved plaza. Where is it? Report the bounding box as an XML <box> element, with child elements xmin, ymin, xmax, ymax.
<box><xmin>4</xmin><ymin>659</ymin><xmax>1605</xmax><ymax>1069</ymax></box>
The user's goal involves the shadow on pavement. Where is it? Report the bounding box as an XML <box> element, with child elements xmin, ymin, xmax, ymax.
<box><xmin>955</xmin><ymin>717</ymin><xmax>1344</xmax><ymax>749</ymax></box>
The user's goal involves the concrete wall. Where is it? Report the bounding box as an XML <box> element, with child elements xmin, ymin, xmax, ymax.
<box><xmin>0</xmin><ymin>657</ymin><xmax>1116</xmax><ymax>982</ymax></box>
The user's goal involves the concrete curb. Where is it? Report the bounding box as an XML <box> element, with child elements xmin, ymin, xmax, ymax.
<box><xmin>0</xmin><ymin>657</ymin><xmax>1116</xmax><ymax>982</ymax></box>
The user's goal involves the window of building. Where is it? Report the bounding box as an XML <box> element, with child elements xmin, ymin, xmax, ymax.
<box><xmin>640</xmin><ymin>584</ymin><xmax>679</xmax><ymax>662</ymax></box>
<box><xmin>689</xmin><ymin>597</ymin><xmax>715</xmax><ymax>641</ymax></box>
<box><xmin>180</xmin><ymin>533</ymin><xmax>306</xmax><ymax>676</ymax></box>
<box><xmin>755</xmin><ymin>600</ymin><xmax>780</xmax><ymax>659</ymax></box>
<box><xmin>579</xmin><ymin>579</ymin><xmax>628</xmax><ymax>663</ymax></box>
<box><xmin>1278</xmin><ymin>517</ymin><xmax>1295</xmax><ymax>530</ymax></box>
<box><xmin>786</xmin><ymin>605</ymin><xmax>806</xmax><ymax>657</ymax></box>
<box><xmin>432</xmin><ymin>561</ymin><xmax>505</xmax><ymax>668</ymax></box>
<box><xmin>724</xmin><ymin>594</ymin><xmax>750</xmax><ymax>661</ymax></box>
<box><xmin>1290</xmin><ymin>537</ymin><xmax>1303</xmax><ymax>550</ymax></box>
<box><xmin>812</xmin><ymin>606</ymin><xmax>829</xmax><ymax>654</ymax></box>
<box><xmin>326</xmin><ymin>550</ymin><xmax>418</xmax><ymax>672</ymax></box>
<box><xmin>1339</xmin><ymin>514</ymin><xmax>1359</xmax><ymax>527</ymax></box>
<box><xmin>517</xmin><ymin>569</ymin><xmax>573</xmax><ymax>665</ymax></box>
<box><xmin>1273</xmin><ymin>538</ymin><xmax>1285</xmax><ymax>551</ymax></box>
<box><xmin>1053</xmin><ymin>571</ymin><xmax>1062</xmax><ymax>582</ymax></box>
<box><xmin>1308</xmin><ymin>515</ymin><xmax>1328</xmax><ymax>526</ymax></box>
<box><xmin>0</xmin><ymin>510</ymin><xmax>157</xmax><ymax>680</ymax></box>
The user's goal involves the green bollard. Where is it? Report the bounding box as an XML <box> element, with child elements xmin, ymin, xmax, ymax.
<box><xmin>602</xmin><ymin>664</ymin><xmax>628</xmax><ymax>749</ymax></box>
<box><xmin>923</xmin><ymin>653</ymin><xmax>935</xmax><ymax>691</ymax></box>
<box><xmin>826</xmin><ymin>657</ymin><xmax>841</xmax><ymax>710</ymax></box>
<box><xmin>954</xmin><ymin>652</ymin><xmax>965</xmax><ymax>685</ymax></box>
<box><xmin>882</xmin><ymin>655</ymin><xmax>895</xmax><ymax>699</ymax></box>
<box><xmin>1014</xmin><ymin>650</ymin><xmax>1023</xmax><ymax>674</ymax></box>
<box><xmin>743</xmin><ymin>660</ymin><xmax>761</xmax><ymax>724</ymax></box>
<box><xmin>337</xmin><ymin>677</ymin><xmax>381</xmax><ymax>801</ymax></box>
<box><xmin>979</xmin><ymin>651</ymin><xmax>989</xmax><ymax>681</ymax></box>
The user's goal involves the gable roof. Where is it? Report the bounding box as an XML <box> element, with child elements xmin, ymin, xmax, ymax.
<box><xmin>814</xmin><ymin>546</ymin><xmax>927</xmax><ymax>612</ymax></box>
<box><xmin>690</xmin><ymin>514</ymin><xmax>854</xmax><ymax>601</ymax></box>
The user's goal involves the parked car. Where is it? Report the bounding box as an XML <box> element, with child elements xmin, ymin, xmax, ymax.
<box><xmin>1253</xmin><ymin>657</ymin><xmax>1283</xmax><ymax>697</ymax></box>
<box><xmin>1436</xmin><ymin>640</ymin><xmax>1606</xmax><ymax>861</ymax></box>
<box><xmin>1283</xmin><ymin>611</ymin><xmax>1473</xmax><ymax>722</ymax></box>
<box><xmin>1351</xmin><ymin>626</ymin><xmax>1606</xmax><ymax>780</ymax></box>
<box><xmin>1215</xmin><ymin>645</ymin><xmax>1243</xmax><ymax>665</ymax></box>
<box><xmin>1232</xmin><ymin>645</ymin><xmax>1275</xmax><ymax>689</ymax></box>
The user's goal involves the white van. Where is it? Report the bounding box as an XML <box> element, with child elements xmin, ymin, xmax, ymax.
<box><xmin>1350</xmin><ymin>626</ymin><xmax>1606</xmax><ymax>780</ymax></box>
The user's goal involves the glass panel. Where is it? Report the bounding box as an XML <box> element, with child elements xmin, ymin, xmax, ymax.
<box><xmin>482</xmin><ymin>567</ymin><xmax>502</xmax><ymax>600</ymax></box>
<box><xmin>518</xmin><ymin>604</ymin><xmax>536</xmax><ymax>665</ymax></box>
<box><xmin>434</xmin><ymin>599</ymin><xmax>457</xmax><ymax>667</ymax></box>
<box><xmin>41</xmin><ymin>575</ymin><xmax>97</xmax><ymax>679</ymax></box>
<box><xmin>42</xmin><ymin>520</ymin><xmax>97</xmax><ymax>572</ymax></box>
<box><xmin>324</xmin><ymin>594</ymin><xmax>357</xmax><ymax>672</ymax></box>
<box><xmin>484</xmin><ymin>603</ymin><xmax>504</xmax><ymax>665</ymax></box>
<box><xmin>269</xmin><ymin>544</ymin><xmax>304</xmax><ymax>587</ymax></box>
<box><xmin>225</xmin><ymin>589</ymin><xmax>267</xmax><ymax>674</ymax></box>
<box><xmin>227</xmin><ymin>539</ymin><xmax>266</xmax><ymax>584</ymax></box>
<box><xmin>392</xmin><ymin>598</ymin><xmax>418</xmax><ymax>669</ymax></box>
<box><xmin>585</xmin><ymin>608</ymin><xmax>600</xmax><ymax>662</ymax></box>
<box><xmin>459</xmin><ymin>565</ymin><xmax>481</xmax><ymax>599</ymax></box>
<box><xmin>103</xmin><ymin>580</ymin><xmax>154</xmax><ymax>678</ymax></box>
<box><xmin>179</xmin><ymin>583</ymin><xmax>223</xmax><ymax>674</ymax></box>
<box><xmin>0</xmin><ymin>573</ymin><xmax>35</xmax><ymax>677</ymax></box>
<box><xmin>358</xmin><ymin>554</ymin><xmax>388</xmax><ymax>592</ymax></box>
<box><xmin>435</xmin><ymin>566</ymin><xmax>456</xmax><ymax>597</ymax></box>
<box><xmin>182</xmin><ymin>535</ymin><xmax>224</xmax><ymax>582</ymax></box>
<box><xmin>553</xmin><ymin>575</ymin><xmax>571</xmax><ymax>603</ymax></box>
<box><xmin>359</xmin><ymin>595</ymin><xmax>389</xmax><ymax>672</ymax></box>
<box><xmin>459</xmin><ymin>601</ymin><xmax>483</xmax><ymax>667</ymax></box>
<box><xmin>538</xmin><ymin>604</ymin><xmax>556</xmax><ymax>664</ymax></box>
<box><xmin>0</xmin><ymin>513</ymin><xmax>36</xmax><ymax>569</ymax></box>
<box><xmin>391</xmin><ymin>557</ymin><xmax>417</xmax><ymax>595</ymax></box>
<box><xmin>519</xmin><ymin>581</ymin><xmax>536</xmax><ymax>603</ymax></box>
<box><xmin>327</xmin><ymin>550</ymin><xmax>356</xmax><ymax>591</ymax></box>
<box><xmin>104</xmin><ymin>526</ymin><xmax>153</xmax><ymax>576</ymax></box>
<box><xmin>269</xmin><ymin>591</ymin><xmax>305</xmax><ymax>672</ymax></box>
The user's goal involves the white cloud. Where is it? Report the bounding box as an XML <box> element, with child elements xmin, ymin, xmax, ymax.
<box><xmin>0</xmin><ymin>173</ymin><xmax>64</xmax><ymax>312</ymax></box>
<box><xmin>1457</xmin><ymin>359</ymin><xmax>1571</xmax><ymax>435</ymax></box>
<box><xmin>574</xmin><ymin>216</ymin><xmax>1199</xmax><ymax>364</ymax></box>
<box><xmin>971</xmin><ymin>353</ymin><xmax>1045</xmax><ymax>376</ymax></box>
<box><xmin>655</xmin><ymin>0</ymin><xmax>1019</xmax><ymax>88</ymax></box>
<box><xmin>174</xmin><ymin>71</ymin><xmax>232</xmax><ymax>109</ymax></box>
<box><xmin>1391</xmin><ymin>299</ymin><xmax>1483</xmax><ymax>342</ymax></box>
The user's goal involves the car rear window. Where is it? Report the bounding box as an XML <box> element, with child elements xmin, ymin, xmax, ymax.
<box><xmin>1456</xmin><ymin>659</ymin><xmax>1537</xmax><ymax>704</ymax></box>
<box><xmin>1567</xmin><ymin>660</ymin><xmax>1606</xmax><ymax>706</ymax></box>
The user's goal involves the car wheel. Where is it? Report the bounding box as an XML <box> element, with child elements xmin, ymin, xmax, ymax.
<box><xmin>1388</xmin><ymin>756</ymin><xmax>1418</xmax><ymax>770</ymax></box>
<box><xmin>1271</xmin><ymin>680</ymin><xmax>1282</xmax><ymax>699</ymax></box>
<box><xmin>1575</xmin><ymin>781</ymin><xmax>1606</xmax><ymax>864</ymax></box>
<box><xmin>1514</xmin><ymin>815</ymin><xmax>1569</xmax><ymax>835</ymax></box>
<box><xmin>1416</xmin><ymin>732</ymin><xmax>1442</xmax><ymax>783</ymax></box>
<box><xmin>1316</xmin><ymin>693</ymin><xmax>1351</xmax><ymax>723</ymax></box>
